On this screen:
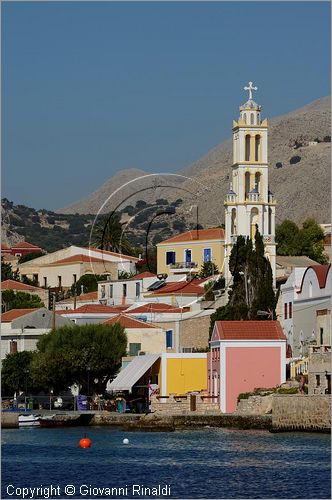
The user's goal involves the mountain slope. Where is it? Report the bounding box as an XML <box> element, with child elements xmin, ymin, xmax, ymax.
<box><xmin>56</xmin><ymin>96</ymin><xmax>331</xmax><ymax>225</ymax></box>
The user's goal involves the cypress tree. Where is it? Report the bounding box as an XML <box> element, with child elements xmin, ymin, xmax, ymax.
<box><xmin>209</xmin><ymin>227</ymin><xmax>276</xmax><ymax>337</ymax></box>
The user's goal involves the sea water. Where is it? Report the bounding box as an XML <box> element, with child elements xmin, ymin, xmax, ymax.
<box><xmin>1</xmin><ymin>427</ymin><xmax>330</xmax><ymax>499</ymax></box>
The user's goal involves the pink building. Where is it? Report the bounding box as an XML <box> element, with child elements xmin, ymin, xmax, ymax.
<box><xmin>208</xmin><ymin>321</ymin><xmax>286</xmax><ymax>413</ymax></box>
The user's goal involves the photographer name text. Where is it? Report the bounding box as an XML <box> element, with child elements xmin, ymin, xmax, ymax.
<box><xmin>6</xmin><ymin>484</ymin><xmax>171</xmax><ymax>499</ymax></box>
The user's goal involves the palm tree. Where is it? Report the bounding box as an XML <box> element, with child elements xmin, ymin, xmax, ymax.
<box><xmin>91</xmin><ymin>214</ymin><xmax>133</xmax><ymax>255</ymax></box>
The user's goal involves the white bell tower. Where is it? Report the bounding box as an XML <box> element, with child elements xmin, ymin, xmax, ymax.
<box><xmin>224</xmin><ymin>82</ymin><xmax>276</xmax><ymax>287</ymax></box>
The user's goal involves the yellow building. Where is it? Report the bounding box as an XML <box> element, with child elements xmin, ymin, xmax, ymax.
<box><xmin>160</xmin><ymin>353</ymin><xmax>207</xmax><ymax>396</ymax></box>
<box><xmin>156</xmin><ymin>228</ymin><xmax>225</xmax><ymax>276</ymax></box>
<box><xmin>108</xmin><ymin>353</ymin><xmax>207</xmax><ymax>397</ymax></box>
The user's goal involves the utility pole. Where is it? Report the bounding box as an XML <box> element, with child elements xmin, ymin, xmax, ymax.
<box><xmin>52</xmin><ymin>293</ymin><xmax>56</xmax><ymax>331</ymax></box>
<box><xmin>73</xmin><ymin>275</ymin><xmax>77</xmax><ymax>310</ymax></box>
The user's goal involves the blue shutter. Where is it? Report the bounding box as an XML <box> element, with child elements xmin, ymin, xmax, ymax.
<box><xmin>166</xmin><ymin>330</ymin><xmax>173</xmax><ymax>348</ymax></box>
<box><xmin>204</xmin><ymin>248</ymin><xmax>211</xmax><ymax>262</ymax></box>
<box><xmin>166</xmin><ymin>251</ymin><xmax>175</xmax><ymax>265</ymax></box>
<box><xmin>185</xmin><ymin>249</ymin><xmax>192</xmax><ymax>263</ymax></box>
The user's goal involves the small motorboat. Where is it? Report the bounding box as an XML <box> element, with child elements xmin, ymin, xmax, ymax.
<box><xmin>18</xmin><ymin>414</ymin><xmax>41</xmax><ymax>427</ymax></box>
<box><xmin>39</xmin><ymin>413</ymin><xmax>94</xmax><ymax>428</ymax></box>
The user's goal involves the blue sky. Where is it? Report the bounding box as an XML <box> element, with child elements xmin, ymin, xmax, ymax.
<box><xmin>2</xmin><ymin>1</ymin><xmax>330</xmax><ymax>211</ymax></box>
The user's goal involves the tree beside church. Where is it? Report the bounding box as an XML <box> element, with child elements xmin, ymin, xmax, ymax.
<box><xmin>210</xmin><ymin>228</ymin><xmax>276</xmax><ymax>336</ymax></box>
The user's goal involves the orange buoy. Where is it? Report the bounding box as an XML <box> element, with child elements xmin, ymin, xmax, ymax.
<box><xmin>79</xmin><ymin>437</ymin><xmax>92</xmax><ymax>448</ymax></box>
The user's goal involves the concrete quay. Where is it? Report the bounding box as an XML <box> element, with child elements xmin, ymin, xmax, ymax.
<box><xmin>91</xmin><ymin>412</ymin><xmax>272</xmax><ymax>431</ymax></box>
<box><xmin>1</xmin><ymin>410</ymin><xmax>272</xmax><ymax>431</ymax></box>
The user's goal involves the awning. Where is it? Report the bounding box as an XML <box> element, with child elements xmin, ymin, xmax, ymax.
<box><xmin>107</xmin><ymin>354</ymin><xmax>160</xmax><ymax>393</ymax></box>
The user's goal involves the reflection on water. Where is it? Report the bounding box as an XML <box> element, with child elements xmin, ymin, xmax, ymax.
<box><xmin>2</xmin><ymin>427</ymin><xmax>330</xmax><ymax>498</ymax></box>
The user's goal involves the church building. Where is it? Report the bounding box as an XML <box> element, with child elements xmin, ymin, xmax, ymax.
<box><xmin>224</xmin><ymin>82</ymin><xmax>276</xmax><ymax>287</ymax></box>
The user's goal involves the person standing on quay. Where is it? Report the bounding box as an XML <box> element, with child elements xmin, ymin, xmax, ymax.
<box><xmin>299</xmin><ymin>372</ymin><xmax>305</xmax><ymax>394</ymax></box>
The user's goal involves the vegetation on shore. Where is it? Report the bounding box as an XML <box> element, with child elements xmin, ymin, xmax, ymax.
<box><xmin>1</xmin><ymin>323</ymin><xmax>127</xmax><ymax>396</ymax></box>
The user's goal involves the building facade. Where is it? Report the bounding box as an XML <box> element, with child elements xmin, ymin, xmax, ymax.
<box><xmin>224</xmin><ymin>82</ymin><xmax>276</xmax><ymax>288</ymax></box>
<box><xmin>156</xmin><ymin>228</ymin><xmax>225</xmax><ymax>277</ymax></box>
<box><xmin>281</xmin><ymin>264</ymin><xmax>331</xmax><ymax>357</ymax></box>
<box><xmin>209</xmin><ymin>320</ymin><xmax>286</xmax><ymax>413</ymax></box>
<box><xmin>98</xmin><ymin>272</ymin><xmax>157</xmax><ymax>306</ymax></box>
<box><xmin>18</xmin><ymin>246</ymin><xmax>138</xmax><ymax>288</ymax></box>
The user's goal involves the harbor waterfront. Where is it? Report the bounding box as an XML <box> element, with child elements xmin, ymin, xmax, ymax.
<box><xmin>2</xmin><ymin>427</ymin><xmax>330</xmax><ymax>499</ymax></box>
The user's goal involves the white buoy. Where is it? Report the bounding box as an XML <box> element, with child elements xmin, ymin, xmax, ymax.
<box><xmin>123</xmin><ymin>438</ymin><xmax>129</xmax><ymax>445</ymax></box>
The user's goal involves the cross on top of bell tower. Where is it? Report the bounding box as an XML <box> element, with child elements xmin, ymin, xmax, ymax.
<box><xmin>240</xmin><ymin>81</ymin><xmax>261</xmax><ymax>112</ymax></box>
<box><xmin>244</xmin><ymin>81</ymin><xmax>257</xmax><ymax>101</ymax></box>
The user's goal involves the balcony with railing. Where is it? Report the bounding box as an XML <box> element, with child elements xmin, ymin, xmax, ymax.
<box><xmin>309</xmin><ymin>345</ymin><xmax>331</xmax><ymax>354</ymax></box>
<box><xmin>248</xmin><ymin>192</ymin><xmax>259</xmax><ymax>202</ymax></box>
<box><xmin>169</xmin><ymin>261</ymin><xmax>199</xmax><ymax>272</ymax></box>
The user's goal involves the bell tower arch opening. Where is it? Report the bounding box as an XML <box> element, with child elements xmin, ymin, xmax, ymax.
<box><xmin>255</xmin><ymin>135</ymin><xmax>261</xmax><ymax>161</ymax></box>
<box><xmin>255</xmin><ymin>172</ymin><xmax>261</xmax><ymax>194</ymax></box>
<box><xmin>245</xmin><ymin>172</ymin><xmax>250</xmax><ymax>200</ymax></box>
<box><xmin>245</xmin><ymin>134</ymin><xmax>251</xmax><ymax>161</ymax></box>
<box><xmin>250</xmin><ymin>207</ymin><xmax>259</xmax><ymax>239</ymax></box>
<box><xmin>231</xmin><ymin>208</ymin><xmax>237</xmax><ymax>235</ymax></box>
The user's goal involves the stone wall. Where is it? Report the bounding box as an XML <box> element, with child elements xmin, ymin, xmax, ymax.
<box><xmin>180</xmin><ymin>315</ymin><xmax>211</xmax><ymax>350</ymax></box>
<box><xmin>272</xmin><ymin>394</ymin><xmax>331</xmax><ymax>432</ymax></box>
<box><xmin>151</xmin><ymin>393</ymin><xmax>220</xmax><ymax>415</ymax></box>
<box><xmin>235</xmin><ymin>394</ymin><xmax>273</xmax><ymax>415</ymax></box>
<box><xmin>308</xmin><ymin>346</ymin><xmax>331</xmax><ymax>395</ymax></box>
<box><xmin>92</xmin><ymin>412</ymin><xmax>272</xmax><ymax>431</ymax></box>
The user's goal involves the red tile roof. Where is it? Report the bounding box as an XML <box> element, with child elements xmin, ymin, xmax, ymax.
<box><xmin>213</xmin><ymin>321</ymin><xmax>286</xmax><ymax>341</ymax></box>
<box><xmin>130</xmin><ymin>271</ymin><xmax>156</xmax><ymax>280</ymax></box>
<box><xmin>297</xmin><ymin>264</ymin><xmax>331</xmax><ymax>294</ymax></box>
<box><xmin>82</xmin><ymin>247</ymin><xmax>139</xmax><ymax>261</ymax></box>
<box><xmin>1</xmin><ymin>279</ymin><xmax>44</xmax><ymax>292</ymax></box>
<box><xmin>44</xmin><ymin>254</ymin><xmax>112</xmax><ymax>266</ymax></box>
<box><xmin>158</xmin><ymin>228</ymin><xmax>225</xmax><ymax>244</ymax></box>
<box><xmin>148</xmin><ymin>280</ymin><xmax>205</xmax><ymax>296</ymax></box>
<box><xmin>11</xmin><ymin>242</ymin><xmax>42</xmax><ymax>250</ymax></box>
<box><xmin>61</xmin><ymin>304</ymin><xmax>129</xmax><ymax>314</ymax></box>
<box><xmin>42</xmin><ymin>254</ymin><xmax>116</xmax><ymax>267</ymax></box>
<box><xmin>310</xmin><ymin>265</ymin><xmax>331</xmax><ymax>288</ymax></box>
<box><xmin>103</xmin><ymin>314</ymin><xmax>158</xmax><ymax>329</ymax></box>
<box><xmin>77</xmin><ymin>291</ymin><xmax>98</xmax><ymax>301</ymax></box>
<box><xmin>1</xmin><ymin>308</ymin><xmax>38</xmax><ymax>322</ymax></box>
<box><xmin>57</xmin><ymin>291</ymin><xmax>98</xmax><ymax>304</ymax></box>
<box><xmin>128</xmin><ymin>303</ymin><xmax>190</xmax><ymax>314</ymax></box>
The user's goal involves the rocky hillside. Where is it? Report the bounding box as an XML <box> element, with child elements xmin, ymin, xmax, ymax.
<box><xmin>1</xmin><ymin>199</ymin><xmax>95</xmax><ymax>252</ymax></box>
<box><xmin>56</xmin><ymin>96</ymin><xmax>331</xmax><ymax>227</ymax></box>
<box><xmin>1</xmin><ymin>198</ymin><xmax>191</xmax><ymax>252</ymax></box>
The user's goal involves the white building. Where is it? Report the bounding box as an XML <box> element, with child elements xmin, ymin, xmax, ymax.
<box><xmin>224</xmin><ymin>82</ymin><xmax>276</xmax><ymax>287</ymax></box>
<box><xmin>281</xmin><ymin>264</ymin><xmax>331</xmax><ymax>357</ymax></box>
<box><xmin>19</xmin><ymin>246</ymin><xmax>139</xmax><ymax>289</ymax></box>
<box><xmin>98</xmin><ymin>271</ymin><xmax>157</xmax><ymax>306</ymax></box>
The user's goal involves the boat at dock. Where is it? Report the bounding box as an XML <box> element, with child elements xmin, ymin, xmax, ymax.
<box><xmin>18</xmin><ymin>414</ymin><xmax>41</xmax><ymax>427</ymax></box>
<box><xmin>39</xmin><ymin>413</ymin><xmax>94</xmax><ymax>427</ymax></box>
